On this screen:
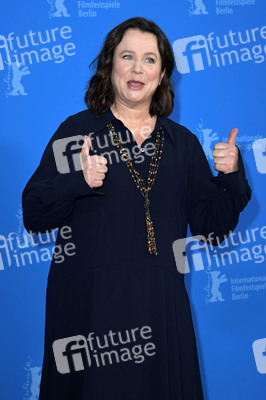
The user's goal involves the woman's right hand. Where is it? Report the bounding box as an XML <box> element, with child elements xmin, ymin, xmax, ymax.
<box><xmin>80</xmin><ymin>135</ymin><xmax>108</xmax><ymax>188</ymax></box>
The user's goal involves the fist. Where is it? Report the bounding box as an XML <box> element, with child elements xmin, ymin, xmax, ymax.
<box><xmin>80</xmin><ymin>135</ymin><xmax>108</xmax><ymax>188</ymax></box>
<box><xmin>213</xmin><ymin>128</ymin><xmax>239</xmax><ymax>174</ymax></box>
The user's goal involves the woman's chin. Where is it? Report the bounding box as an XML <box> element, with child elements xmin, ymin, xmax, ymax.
<box><xmin>123</xmin><ymin>94</ymin><xmax>149</xmax><ymax>106</ymax></box>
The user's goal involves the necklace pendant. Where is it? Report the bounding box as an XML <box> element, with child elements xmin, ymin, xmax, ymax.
<box><xmin>144</xmin><ymin>192</ymin><xmax>150</xmax><ymax>211</ymax></box>
<box><xmin>145</xmin><ymin>214</ymin><xmax>158</xmax><ymax>256</ymax></box>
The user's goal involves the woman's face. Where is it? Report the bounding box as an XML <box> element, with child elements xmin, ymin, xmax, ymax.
<box><xmin>111</xmin><ymin>29</ymin><xmax>165</xmax><ymax>109</ymax></box>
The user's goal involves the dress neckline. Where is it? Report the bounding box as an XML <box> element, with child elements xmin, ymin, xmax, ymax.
<box><xmin>108</xmin><ymin>108</ymin><xmax>161</xmax><ymax>149</ymax></box>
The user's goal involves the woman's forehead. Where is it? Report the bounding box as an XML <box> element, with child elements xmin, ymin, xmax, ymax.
<box><xmin>115</xmin><ymin>29</ymin><xmax>159</xmax><ymax>53</ymax></box>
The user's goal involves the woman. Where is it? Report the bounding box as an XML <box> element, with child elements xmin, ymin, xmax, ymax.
<box><xmin>22</xmin><ymin>17</ymin><xmax>251</xmax><ymax>399</ymax></box>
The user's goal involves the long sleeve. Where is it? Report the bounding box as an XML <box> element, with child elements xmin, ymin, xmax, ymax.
<box><xmin>22</xmin><ymin>118</ymin><xmax>104</xmax><ymax>234</ymax></box>
<box><xmin>188</xmin><ymin>134</ymin><xmax>251</xmax><ymax>245</ymax></box>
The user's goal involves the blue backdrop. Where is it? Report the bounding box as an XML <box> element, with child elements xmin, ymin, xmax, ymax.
<box><xmin>1</xmin><ymin>1</ymin><xmax>266</xmax><ymax>399</ymax></box>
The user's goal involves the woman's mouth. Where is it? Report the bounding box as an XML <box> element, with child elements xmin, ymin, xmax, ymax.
<box><xmin>127</xmin><ymin>80</ymin><xmax>145</xmax><ymax>90</ymax></box>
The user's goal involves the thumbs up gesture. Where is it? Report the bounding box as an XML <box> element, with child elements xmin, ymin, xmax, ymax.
<box><xmin>212</xmin><ymin>128</ymin><xmax>239</xmax><ymax>174</ymax></box>
<box><xmin>80</xmin><ymin>135</ymin><xmax>108</xmax><ymax>188</ymax></box>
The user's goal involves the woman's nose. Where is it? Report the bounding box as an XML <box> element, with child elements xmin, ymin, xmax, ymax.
<box><xmin>132</xmin><ymin>61</ymin><xmax>143</xmax><ymax>74</ymax></box>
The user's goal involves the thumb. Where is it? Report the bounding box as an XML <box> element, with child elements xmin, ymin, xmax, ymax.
<box><xmin>84</xmin><ymin>135</ymin><xmax>91</xmax><ymax>155</ymax></box>
<box><xmin>227</xmin><ymin>128</ymin><xmax>238</xmax><ymax>145</ymax></box>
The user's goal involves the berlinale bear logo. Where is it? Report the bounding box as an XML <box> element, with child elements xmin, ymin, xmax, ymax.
<box><xmin>47</xmin><ymin>0</ymin><xmax>70</xmax><ymax>18</ymax></box>
<box><xmin>188</xmin><ymin>0</ymin><xmax>208</xmax><ymax>16</ymax></box>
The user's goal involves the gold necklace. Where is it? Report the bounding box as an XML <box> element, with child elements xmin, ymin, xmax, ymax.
<box><xmin>107</xmin><ymin>122</ymin><xmax>165</xmax><ymax>256</ymax></box>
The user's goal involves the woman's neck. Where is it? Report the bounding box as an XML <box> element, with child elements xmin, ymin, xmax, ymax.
<box><xmin>110</xmin><ymin>101</ymin><xmax>157</xmax><ymax>146</ymax></box>
<box><xmin>110</xmin><ymin>101</ymin><xmax>154</xmax><ymax>125</ymax></box>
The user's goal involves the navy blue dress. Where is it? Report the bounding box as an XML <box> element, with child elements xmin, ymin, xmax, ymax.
<box><xmin>22</xmin><ymin>108</ymin><xmax>251</xmax><ymax>399</ymax></box>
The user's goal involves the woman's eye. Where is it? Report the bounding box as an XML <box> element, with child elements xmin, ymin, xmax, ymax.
<box><xmin>145</xmin><ymin>57</ymin><xmax>155</xmax><ymax>63</ymax></box>
<box><xmin>123</xmin><ymin>55</ymin><xmax>133</xmax><ymax>60</ymax></box>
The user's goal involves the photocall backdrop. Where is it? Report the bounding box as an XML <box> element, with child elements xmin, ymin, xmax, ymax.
<box><xmin>1</xmin><ymin>1</ymin><xmax>265</xmax><ymax>399</ymax></box>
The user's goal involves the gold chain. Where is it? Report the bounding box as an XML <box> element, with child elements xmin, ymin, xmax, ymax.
<box><xmin>106</xmin><ymin>122</ymin><xmax>165</xmax><ymax>256</ymax></box>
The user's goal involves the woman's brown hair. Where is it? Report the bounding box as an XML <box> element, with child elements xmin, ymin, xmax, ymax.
<box><xmin>84</xmin><ymin>17</ymin><xmax>175</xmax><ymax>117</ymax></box>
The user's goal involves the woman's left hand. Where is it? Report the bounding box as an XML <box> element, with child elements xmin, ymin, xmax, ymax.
<box><xmin>212</xmin><ymin>128</ymin><xmax>239</xmax><ymax>174</ymax></box>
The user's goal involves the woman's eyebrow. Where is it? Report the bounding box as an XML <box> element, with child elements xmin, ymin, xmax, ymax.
<box><xmin>119</xmin><ymin>50</ymin><xmax>158</xmax><ymax>58</ymax></box>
